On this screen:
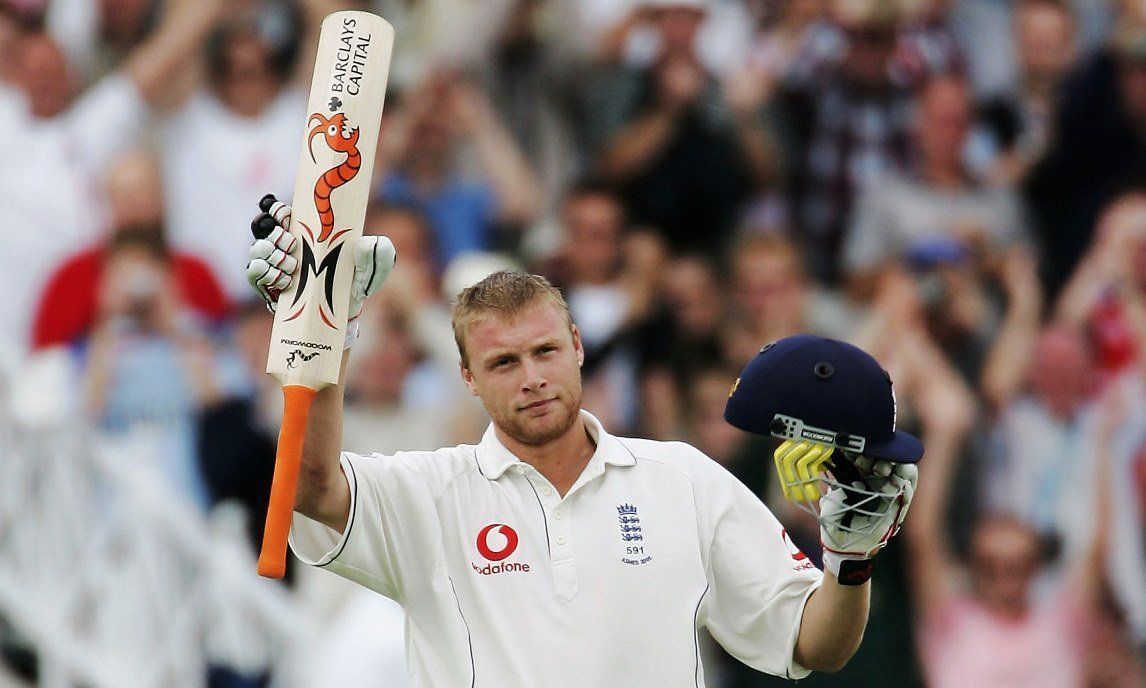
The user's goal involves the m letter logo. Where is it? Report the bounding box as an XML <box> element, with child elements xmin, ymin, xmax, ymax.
<box><xmin>291</xmin><ymin>240</ymin><xmax>344</xmax><ymax>317</ymax></box>
<box><xmin>476</xmin><ymin>524</ymin><xmax>519</xmax><ymax>562</ymax></box>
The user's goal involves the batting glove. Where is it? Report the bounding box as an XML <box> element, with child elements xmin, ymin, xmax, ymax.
<box><xmin>246</xmin><ymin>194</ymin><xmax>396</xmax><ymax>349</ymax></box>
<box><xmin>774</xmin><ymin>441</ymin><xmax>917</xmax><ymax>585</ymax></box>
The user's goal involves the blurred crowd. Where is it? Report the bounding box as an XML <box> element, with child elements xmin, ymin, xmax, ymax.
<box><xmin>1</xmin><ymin>0</ymin><xmax>1145</xmax><ymax>685</ymax></box>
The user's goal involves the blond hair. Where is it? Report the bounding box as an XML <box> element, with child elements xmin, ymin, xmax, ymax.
<box><xmin>452</xmin><ymin>271</ymin><xmax>573</xmax><ymax>368</ymax></box>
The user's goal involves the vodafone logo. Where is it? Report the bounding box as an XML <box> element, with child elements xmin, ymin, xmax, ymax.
<box><xmin>476</xmin><ymin>524</ymin><xmax>519</xmax><ymax>562</ymax></box>
<box><xmin>781</xmin><ymin>528</ymin><xmax>806</xmax><ymax>561</ymax></box>
<box><xmin>782</xmin><ymin>529</ymin><xmax>815</xmax><ymax>571</ymax></box>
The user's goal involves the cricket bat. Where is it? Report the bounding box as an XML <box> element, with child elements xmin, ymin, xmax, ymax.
<box><xmin>257</xmin><ymin>11</ymin><xmax>394</xmax><ymax>579</ymax></box>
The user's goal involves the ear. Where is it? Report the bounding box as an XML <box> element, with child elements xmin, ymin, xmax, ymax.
<box><xmin>571</xmin><ymin>324</ymin><xmax>584</xmax><ymax>368</ymax></box>
<box><xmin>459</xmin><ymin>361</ymin><xmax>480</xmax><ymax>397</ymax></box>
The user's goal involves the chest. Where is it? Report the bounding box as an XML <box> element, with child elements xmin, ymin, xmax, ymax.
<box><xmin>436</xmin><ymin>468</ymin><xmax>708</xmax><ymax>609</ymax></box>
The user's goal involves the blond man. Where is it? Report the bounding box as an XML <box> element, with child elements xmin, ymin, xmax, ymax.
<box><xmin>246</xmin><ymin>198</ymin><xmax>915</xmax><ymax>686</ymax></box>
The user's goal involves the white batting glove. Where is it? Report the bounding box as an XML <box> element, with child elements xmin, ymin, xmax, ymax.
<box><xmin>246</xmin><ymin>194</ymin><xmax>396</xmax><ymax>349</ymax></box>
<box><xmin>819</xmin><ymin>455</ymin><xmax>917</xmax><ymax>585</ymax></box>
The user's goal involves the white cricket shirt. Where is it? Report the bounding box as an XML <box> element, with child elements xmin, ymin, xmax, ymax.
<box><xmin>291</xmin><ymin>411</ymin><xmax>823</xmax><ymax>687</ymax></box>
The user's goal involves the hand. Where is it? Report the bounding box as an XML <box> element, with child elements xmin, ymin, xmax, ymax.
<box><xmin>656</xmin><ymin>55</ymin><xmax>704</xmax><ymax>113</ymax></box>
<box><xmin>246</xmin><ymin>195</ymin><xmax>396</xmax><ymax>348</ymax></box>
<box><xmin>819</xmin><ymin>452</ymin><xmax>917</xmax><ymax>583</ymax></box>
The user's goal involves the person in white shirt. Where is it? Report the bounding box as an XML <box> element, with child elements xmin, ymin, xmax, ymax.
<box><xmin>244</xmin><ymin>197</ymin><xmax>919</xmax><ymax>686</ymax></box>
<box><xmin>0</xmin><ymin>0</ymin><xmax>231</xmax><ymax>354</ymax></box>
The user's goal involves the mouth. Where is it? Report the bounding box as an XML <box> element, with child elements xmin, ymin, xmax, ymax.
<box><xmin>520</xmin><ymin>398</ymin><xmax>556</xmax><ymax>412</ymax></box>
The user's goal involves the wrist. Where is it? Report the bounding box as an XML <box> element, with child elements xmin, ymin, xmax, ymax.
<box><xmin>343</xmin><ymin>319</ymin><xmax>360</xmax><ymax>350</ymax></box>
<box><xmin>821</xmin><ymin>550</ymin><xmax>875</xmax><ymax>586</ymax></box>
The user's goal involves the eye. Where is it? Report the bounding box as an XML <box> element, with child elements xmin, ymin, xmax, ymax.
<box><xmin>327</xmin><ymin>125</ymin><xmax>338</xmax><ymax>136</ymax></box>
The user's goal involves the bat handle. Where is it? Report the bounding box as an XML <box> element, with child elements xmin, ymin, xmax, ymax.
<box><xmin>257</xmin><ymin>385</ymin><xmax>319</xmax><ymax>578</ymax></box>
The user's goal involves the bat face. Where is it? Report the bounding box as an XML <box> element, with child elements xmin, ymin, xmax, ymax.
<box><xmin>267</xmin><ymin>12</ymin><xmax>394</xmax><ymax>389</ymax></box>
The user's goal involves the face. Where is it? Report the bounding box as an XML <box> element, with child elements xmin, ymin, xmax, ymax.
<box><xmin>1015</xmin><ymin>4</ymin><xmax>1076</xmax><ymax>87</ymax></box>
<box><xmin>733</xmin><ymin>248</ymin><xmax>804</xmax><ymax>326</ymax></box>
<box><xmin>842</xmin><ymin>24</ymin><xmax>897</xmax><ymax>87</ymax></box>
<box><xmin>217</xmin><ymin>35</ymin><xmax>278</xmax><ymax>117</ymax></box>
<box><xmin>916</xmin><ymin>78</ymin><xmax>970</xmax><ymax>169</ymax></box>
<box><xmin>970</xmin><ymin>520</ymin><xmax>1042</xmax><ymax>615</ymax></box>
<box><xmin>460</xmin><ymin>301</ymin><xmax>585</xmax><ymax>447</ymax></box>
<box><xmin>1119</xmin><ymin>60</ymin><xmax>1146</xmax><ymax>124</ymax></box>
<box><xmin>664</xmin><ymin>256</ymin><xmax>722</xmax><ymax>334</ymax></box>
<box><xmin>17</xmin><ymin>34</ymin><xmax>73</xmax><ymax>119</ymax></box>
<box><xmin>1029</xmin><ymin>328</ymin><xmax>1094</xmax><ymax>417</ymax></box>
<box><xmin>564</xmin><ymin>193</ymin><xmax>623</xmax><ymax>284</ymax></box>
<box><xmin>655</xmin><ymin>7</ymin><xmax>706</xmax><ymax>56</ymax></box>
<box><xmin>107</xmin><ymin>153</ymin><xmax>165</xmax><ymax>230</ymax></box>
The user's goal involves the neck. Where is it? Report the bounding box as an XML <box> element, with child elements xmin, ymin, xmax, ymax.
<box><xmin>495</xmin><ymin>416</ymin><xmax>596</xmax><ymax>496</ymax></box>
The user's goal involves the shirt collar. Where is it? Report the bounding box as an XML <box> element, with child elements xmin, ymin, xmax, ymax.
<box><xmin>475</xmin><ymin>410</ymin><xmax>636</xmax><ymax>480</ymax></box>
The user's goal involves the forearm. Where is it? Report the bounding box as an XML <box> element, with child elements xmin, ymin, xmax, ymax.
<box><xmin>598</xmin><ymin>109</ymin><xmax>679</xmax><ymax>181</ymax></box>
<box><xmin>732</xmin><ymin>111</ymin><xmax>781</xmax><ymax>188</ymax></box>
<box><xmin>294</xmin><ymin>349</ymin><xmax>352</xmax><ymax>532</ymax></box>
<box><xmin>794</xmin><ymin>574</ymin><xmax>870</xmax><ymax>672</ymax></box>
<box><xmin>476</xmin><ymin>120</ymin><xmax>540</xmax><ymax>224</ymax></box>
<box><xmin>124</xmin><ymin>0</ymin><xmax>224</xmax><ymax>104</ymax></box>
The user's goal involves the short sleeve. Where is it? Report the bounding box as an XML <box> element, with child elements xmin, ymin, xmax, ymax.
<box><xmin>61</xmin><ymin>74</ymin><xmax>148</xmax><ymax>174</ymax></box>
<box><xmin>289</xmin><ymin>451</ymin><xmax>446</xmax><ymax>604</ymax></box>
<box><xmin>701</xmin><ymin>470</ymin><xmax>824</xmax><ymax>679</ymax></box>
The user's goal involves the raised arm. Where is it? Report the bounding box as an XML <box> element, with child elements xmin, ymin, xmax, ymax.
<box><xmin>980</xmin><ymin>248</ymin><xmax>1043</xmax><ymax>410</ymax></box>
<box><xmin>122</xmin><ymin>0</ymin><xmax>231</xmax><ymax>105</ymax></box>
<box><xmin>246</xmin><ymin>198</ymin><xmax>396</xmax><ymax>532</ymax></box>
<box><xmin>901</xmin><ymin>338</ymin><xmax>976</xmax><ymax>619</ymax></box>
<box><xmin>451</xmin><ymin>79</ymin><xmax>541</xmax><ymax>226</ymax></box>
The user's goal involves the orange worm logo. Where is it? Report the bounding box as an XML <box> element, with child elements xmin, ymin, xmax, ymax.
<box><xmin>306</xmin><ymin>112</ymin><xmax>361</xmax><ymax>243</ymax></box>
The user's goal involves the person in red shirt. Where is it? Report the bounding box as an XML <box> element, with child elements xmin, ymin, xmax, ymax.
<box><xmin>31</xmin><ymin>151</ymin><xmax>228</xmax><ymax>349</ymax></box>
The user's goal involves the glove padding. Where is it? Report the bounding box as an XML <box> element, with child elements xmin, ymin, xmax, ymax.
<box><xmin>773</xmin><ymin>440</ymin><xmax>917</xmax><ymax>584</ymax></box>
<box><xmin>820</xmin><ymin>451</ymin><xmax>916</xmax><ymax>582</ymax></box>
<box><xmin>246</xmin><ymin>195</ymin><xmax>396</xmax><ymax>348</ymax></box>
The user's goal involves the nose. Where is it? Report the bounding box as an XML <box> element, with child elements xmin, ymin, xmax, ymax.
<box><xmin>521</xmin><ymin>358</ymin><xmax>547</xmax><ymax>393</ymax></box>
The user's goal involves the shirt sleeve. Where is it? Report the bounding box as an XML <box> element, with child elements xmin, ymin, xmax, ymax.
<box><xmin>699</xmin><ymin>461</ymin><xmax>824</xmax><ymax>679</ymax></box>
<box><xmin>842</xmin><ymin>184</ymin><xmax>897</xmax><ymax>276</ymax></box>
<box><xmin>289</xmin><ymin>451</ymin><xmax>446</xmax><ymax>604</ymax></box>
<box><xmin>61</xmin><ymin>74</ymin><xmax>149</xmax><ymax>175</ymax></box>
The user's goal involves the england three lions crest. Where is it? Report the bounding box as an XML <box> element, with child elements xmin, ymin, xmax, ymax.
<box><xmin>618</xmin><ymin>503</ymin><xmax>651</xmax><ymax>566</ymax></box>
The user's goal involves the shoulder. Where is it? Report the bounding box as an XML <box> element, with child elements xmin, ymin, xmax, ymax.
<box><xmin>346</xmin><ymin>444</ymin><xmax>480</xmax><ymax>493</ymax></box>
<box><xmin>615</xmin><ymin>437</ymin><xmax>738</xmax><ymax>487</ymax></box>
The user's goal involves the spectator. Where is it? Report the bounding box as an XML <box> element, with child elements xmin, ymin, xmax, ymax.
<box><xmin>894</xmin><ymin>0</ymin><xmax>966</xmax><ymax>88</ymax></box>
<box><xmin>739</xmin><ymin>0</ymin><xmax>828</xmax><ymax>86</ymax></box>
<box><xmin>160</xmin><ymin>2</ymin><xmax>310</xmax><ymax>300</ymax></box>
<box><xmin>539</xmin><ymin>181</ymin><xmax>666</xmax><ymax>432</ymax></box>
<box><xmin>46</xmin><ymin>0</ymin><xmax>161</xmax><ymax>85</ymax></box>
<box><xmin>375</xmin><ymin>69</ymin><xmax>541</xmax><ymax>265</ymax></box>
<box><xmin>1055</xmin><ymin>191</ymin><xmax>1146</xmax><ymax>379</ymax></box>
<box><xmin>980</xmin><ymin>325</ymin><xmax>1103</xmax><ymax>566</ymax></box>
<box><xmin>197</xmin><ymin>299</ymin><xmax>281</xmax><ymax>555</ymax></box>
<box><xmin>1026</xmin><ymin>18</ymin><xmax>1146</xmax><ymax>298</ymax></box>
<box><xmin>31</xmin><ymin>151</ymin><xmax>229</xmax><ymax>350</ymax></box>
<box><xmin>906</xmin><ymin>376</ymin><xmax>1145</xmax><ymax>687</ymax></box>
<box><xmin>980</xmin><ymin>0</ymin><xmax>1079</xmax><ymax>186</ymax></box>
<box><xmin>593</xmin><ymin>0</ymin><xmax>765</xmax><ymax>255</ymax></box>
<box><xmin>844</xmin><ymin>75</ymin><xmax>1031</xmax><ymax>299</ymax></box>
<box><xmin>342</xmin><ymin>314</ymin><xmax>454</xmax><ymax>454</ymax></box>
<box><xmin>729</xmin><ymin>232</ymin><xmax>857</xmax><ymax>350</ymax></box>
<box><xmin>639</xmin><ymin>253</ymin><xmax>726</xmax><ymax>440</ymax></box>
<box><xmin>0</xmin><ymin>0</ymin><xmax>230</xmax><ymax>355</ymax></box>
<box><xmin>773</xmin><ymin>0</ymin><xmax>914</xmax><ymax>281</ymax></box>
<box><xmin>81</xmin><ymin>229</ymin><xmax>223</xmax><ymax>509</ymax></box>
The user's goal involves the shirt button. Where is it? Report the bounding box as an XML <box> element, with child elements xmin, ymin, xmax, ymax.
<box><xmin>554</xmin><ymin>510</ymin><xmax>564</xmax><ymax>520</ymax></box>
<box><xmin>556</xmin><ymin>537</ymin><xmax>566</xmax><ymax>545</ymax></box>
<box><xmin>543</xmin><ymin>487</ymin><xmax>553</xmax><ymax>497</ymax></box>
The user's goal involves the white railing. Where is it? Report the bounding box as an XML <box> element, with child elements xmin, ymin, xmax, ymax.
<box><xmin>0</xmin><ymin>357</ymin><xmax>310</xmax><ymax>688</ymax></box>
